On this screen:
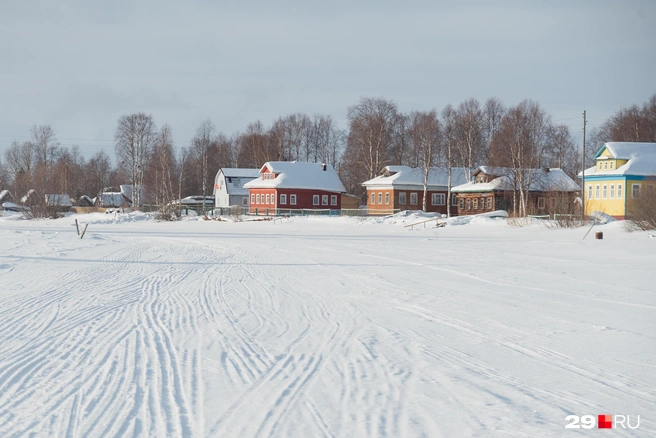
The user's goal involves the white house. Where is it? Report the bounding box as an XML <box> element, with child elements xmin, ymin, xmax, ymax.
<box><xmin>213</xmin><ymin>168</ymin><xmax>261</xmax><ymax>208</ymax></box>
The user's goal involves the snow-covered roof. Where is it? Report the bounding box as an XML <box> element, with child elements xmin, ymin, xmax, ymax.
<box><xmin>579</xmin><ymin>142</ymin><xmax>656</xmax><ymax>177</ymax></box>
<box><xmin>119</xmin><ymin>185</ymin><xmax>145</xmax><ymax>202</ymax></box>
<box><xmin>216</xmin><ymin>168</ymin><xmax>261</xmax><ymax>196</ymax></box>
<box><xmin>244</xmin><ymin>162</ymin><xmax>346</xmax><ymax>193</ymax></box>
<box><xmin>173</xmin><ymin>196</ymin><xmax>214</xmax><ymax>205</ymax></box>
<box><xmin>219</xmin><ymin>168</ymin><xmax>261</xmax><ymax>179</ymax></box>
<box><xmin>79</xmin><ymin>195</ymin><xmax>94</xmax><ymax>205</ymax></box>
<box><xmin>95</xmin><ymin>193</ymin><xmax>129</xmax><ymax>207</ymax></box>
<box><xmin>361</xmin><ymin>166</ymin><xmax>471</xmax><ymax>189</ymax></box>
<box><xmin>45</xmin><ymin>194</ymin><xmax>72</xmax><ymax>207</ymax></box>
<box><xmin>20</xmin><ymin>189</ymin><xmax>36</xmax><ymax>204</ymax></box>
<box><xmin>0</xmin><ymin>190</ymin><xmax>12</xmax><ymax>203</ymax></box>
<box><xmin>452</xmin><ymin>168</ymin><xmax>580</xmax><ymax>193</ymax></box>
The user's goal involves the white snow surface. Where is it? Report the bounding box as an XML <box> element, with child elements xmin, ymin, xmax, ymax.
<box><xmin>0</xmin><ymin>212</ymin><xmax>654</xmax><ymax>437</ymax></box>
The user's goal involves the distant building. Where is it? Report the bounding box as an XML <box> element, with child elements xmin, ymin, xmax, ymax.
<box><xmin>244</xmin><ymin>161</ymin><xmax>346</xmax><ymax>213</ymax></box>
<box><xmin>119</xmin><ymin>185</ymin><xmax>146</xmax><ymax>205</ymax></box>
<box><xmin>213</xmin><ymin>168</ymin><xmax>261</xmax><ymax>208</ymax></box>
<box><xmin>579</xmin><ymin>142</ymin><xmax>656</xmax><ymax>219</ymax></box>
<box><xmin>45</xmin><ymin>194</ymin><xmax>73</xmax><ymax>212</ymax></box>
<box><xmin>0</xmin><ymin>190</ymin><xmax>13</xmax><ymax>204</ymax></box>
<box><xmin>94</xmin><ymin>192</ymin><xmax>130</xmax><ymax>208</ymax></box>
<box><xmin>361</xmin><ymin>166</ymin><xmax>470</xmax><ymax>215</ymax></box>
<box><xmin>451</xmin><ymin>166</ymin><xmax>580</xmax><ymax>216</ymax></box>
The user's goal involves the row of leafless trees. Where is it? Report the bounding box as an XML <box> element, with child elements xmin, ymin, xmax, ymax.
<box><xmin>1</xmin><ymin>94</ymin><xmax>654</xmax><ymax>216</ymax></box>
<box><xmin>1</xmin><ymin>127</ymin><xmax>118</xmax><ymax>203</ymax></box>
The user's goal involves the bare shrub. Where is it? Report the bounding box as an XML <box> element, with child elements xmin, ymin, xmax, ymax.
<box><xmin>626</xmin><ymin>189</ymin><xmax>656</xmax><ymax>231</ymax></box>
<box><xmin>544</xmin><ymin>216</ymin><xmax>587</xmax><ymax>229</ymax></box>
<box><xmin>230</xmin><ymin>206</ymin><xmax>244</xmax><ymax>222</ymax></box>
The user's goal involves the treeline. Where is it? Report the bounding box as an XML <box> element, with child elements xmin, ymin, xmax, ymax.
<box><xmin>1</xmin><ymin>94</ymin><xmax>654</xmax><ymax>209</ymax></box>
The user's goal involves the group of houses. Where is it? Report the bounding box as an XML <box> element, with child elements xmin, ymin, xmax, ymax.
<box><xmin>211</xmin><ymin>142</ymin><xmax>656</xmax><ymax>220</ymax></box>
<box><xmin>3</xmin><ymin>142</ymin><xmax>654</xmax><ymax>220</ymax></box>
<box><xmin>0</xmin><ymin>185</ymin><xmax>145</xmax><ymax>213</ymax></box>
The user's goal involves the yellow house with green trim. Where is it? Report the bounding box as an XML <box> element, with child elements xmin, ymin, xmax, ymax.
<box><xmin>579</xmin><ymin>142</ymin><xmax>656</xmax><ymax>219</ymax></box>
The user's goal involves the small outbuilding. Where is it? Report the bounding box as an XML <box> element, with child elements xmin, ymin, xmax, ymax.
<box><xmin>213</xmin><ymin>168</ymin><xmax>261</xmax><ymax>208</ymax></box>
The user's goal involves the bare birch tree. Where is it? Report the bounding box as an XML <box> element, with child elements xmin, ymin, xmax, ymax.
<box><xmin>454</xmin><ymin>99</ymin><xmax>484</xmax><ymax>181</ymax></box>
<box><xmin>150</xmin><ymin>124</ymin><xmax>179</xmax><ymax>219</ymax></box>
<box><xmin>5</xmin><ymin>140</ymin><xmax>34</xmax><ymax>200</ymax></box>
<box><xmin>84</xmin><ymin>150</ymin><xmax>112</xmax><ymax>196</ymax></box>
<box><xmin>408</xmin><ymin>110</ymin><xmax>441</xmax><ymax>211</ymax></box>
<box><xmin>31</xmin><ymin>125</ymin><xmax>60</xmax><ymax>191</ymax></box>
<box><xmin>489</xmin><ymin>100</ymin><xmax>552</xmax><ymax>216</ymax></box>
<box><xmin>482</xmin><ymin>97</ymin><xmax>506</xmax><ymax>161</ymax></box>
<box><xmin>114</xmin><ymin>113</ymin><xmax>156</xmax><ymax>208</ymax></box>
<box><xmin>345</xmin><ymin>97</ymin><xmax>400</xmax><ymax>181</ymax></box>
<box><xmin>441</xmin><ymin>105</ymin><xmax>458</xmax><ymax>217</ymax></box>
<box><xmin>191</xmin><ymin>119</ymin><xmax>216</xmax><ymax>200</ymax></box>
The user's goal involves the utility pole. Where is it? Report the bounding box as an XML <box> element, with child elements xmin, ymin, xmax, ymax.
<box><xmin>581</xmin><ymin>110</ymin><xmax>587</xmax><ymax>221</ymax></box>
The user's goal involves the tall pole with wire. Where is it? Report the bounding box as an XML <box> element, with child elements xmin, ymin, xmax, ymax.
<box><xmin>581</xmin><ymin>110</ymin><xmax>587</xmax><ymax>221</ymax></box>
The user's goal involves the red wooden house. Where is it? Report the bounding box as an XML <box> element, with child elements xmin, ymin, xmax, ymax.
<box><xmin>244</xmin><ymin>161</ymin><xmax>346</xmax><ymax>214</ymax></box>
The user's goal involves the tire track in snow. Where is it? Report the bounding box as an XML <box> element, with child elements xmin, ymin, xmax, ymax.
<box><xmin>0</xmin><ymin>236</ymin><xmax>208</xmax><ymax>437</ymax></box>
<box><xmin>395</xmin><ymin>303</ymin><xmax>656</xmax><ymax>407</ymax></box>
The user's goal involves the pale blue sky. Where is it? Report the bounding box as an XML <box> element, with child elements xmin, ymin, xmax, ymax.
<box><xmin>1</xmin><ymin>0</ymin><xmax>654</xmax><ymax>159</ymax></box>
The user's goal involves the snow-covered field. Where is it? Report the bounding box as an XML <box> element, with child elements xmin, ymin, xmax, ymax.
<box><xmin>0</xmin><ymin>211</ymin><xmax>654</xmax><ymax>437</ymax></box>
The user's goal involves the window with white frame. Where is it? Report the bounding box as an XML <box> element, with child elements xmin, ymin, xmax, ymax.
<box><xmin>330</xmin><ymin>195</ymin><xmax>337</xmax><ymax>205</ymax></box>
<box><xmin>290</xmin><ymin>194</ymin><xmax>297</xmax><ymax>205</ymax></box>
<box><xmin>378</xmin><ymin>192</ymin><xmax>382</xmax><ymax>204</ymax></box>
<box><xmin>385</xmin><ymin>192</ymin><xmax>390</xmax><ymax>204</ymax></box>
<box><xmin>609</xmin><ymin>184</ymin><xmax>615</xmax><ymax>199</ymax></box>
<box><xmin>595</xmin><ymin>185</ymin><xmax>600</xmax><ymax>199</ymax></box>
<box><xmin>410</xmin><ymin>192</ymin><xmax>418</xmax><ymax>205</ymax></box>
<box><xmin>313</xmin><ymin>194</ymin><xmax>320</xmax><ymax>205</ymax></box>
<box><xmin>371</xmin><ymin>193</ymin><xmax>376</xmax><ymax>205</ymax></box>
<box><xmin>251</xmin><ymin>194</ymin><xmax>255</xmax><ymax>204</ymax></box>
<box><xmin>609</xmin><ymin>161</ymin><xmax>614</xmax><ymax>169</ymax></box>
<box><xmin>322</xmin><ymin>195</ymin><xmax>328</xmax><ymax>205</ymax></box>
<box><xmin>587</xmin><ymin>185</ymin><xmax>592</xmax><ymax>200</ymax></box>
<box><xmin>473</xmin><ymin>198</ymin><xmax>478</xmax><ymax>209</ymax></box>
<box><xmin>466</xmin><ymin>198</ymin><xmax>471</xmax><ymax>210</ymax></box>
<box><xmin>538</xmin><ymin>197</ymin><xmax>545</xmax><ymax>209</ymax></box>
<box><xmin>431</xmin><ymin>193</ymin><xmax>445</xmax><ymax>205</ymax></box>
<box><xmin>479</xmin><ymin>198</ymin><xmax>484</xmax><ymax>209</ymax></box>
<box><xmin>632</xmin><ymin>183</ymin><xmax>641</xmax><ymax>199</ymax></box>
<box><xmin>604</xmin><ymin>161</ymin><xmax>608</xmax><ymax>170</ymax></box>
<box><xmin>280</xmin><ymin>194</ymin><xmax>287</xmax><ymax>204</ymax></box>
<box><xmin>486</xmin><ymin>197</ymin><xmax>492</xmax><ymax>209</ymax></box>
<box><xmin>458</xmin><ymin>198</ymin><xmax>464</xmax><ymax>209</ymax></box>
<box><xmin>617</xmin><ymin>184</ymin><xmax>622</xmax><ymax>199</ymax></box>
<box><xmin>452</xmin><ymin>193</ymin><xmax>457</xmax><ymax>206</ymax></box>
<box><xmin>266</xmin><ymin>194</ymin><xmax>270</xmax><ymax>204</ymax></box>
<box><xmin>602</xmin><ymin>184</ymin><xmax>607</xmax><ymax>199</ymax></box>
<box><xmin>399</xmin><ymin>192</ymin><xmax>406</xmax><ymax>204</ymax></box>
<box><xmin>256</xmin><ymin>194</ymin><xmax>261</xmax><ymax>204</ymax></box>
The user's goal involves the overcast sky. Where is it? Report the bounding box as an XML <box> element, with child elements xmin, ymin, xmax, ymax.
<box><xmin>1</xmin><ymin>0</ymin><xmax>655</xmax><ymax>160</ymax></box>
